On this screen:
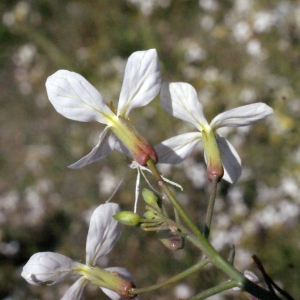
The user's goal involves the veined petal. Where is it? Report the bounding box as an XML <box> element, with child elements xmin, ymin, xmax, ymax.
<box><xmin>46</xmin><ymin>70</ymin><xmax>115</xmax><ymax>123</ymax></box>
<box><xmin>155</xmin><ymin>132</ymin><xmax>201</xmax><ymax>164</ymax></box>
<box><xmin>86</xmin><ymin>203</ymin><xmax>122</xmax><ymax>266</ymax></box>
<box><xmin>61</xmin><ymin>277</ymin><xmax>88</xmax><ymax>300</ymax></box>
<box><xmin>217</xmin><ymin>135</ymin><xmax>242</xmax><ymax>184</ymax></box>
<box><xmin>117</xmin><ymin>49</ymin><xmax>161</xmax><ymax>118</ymax></box>
<box><xmin>210</xmin><ymin>103</ymin><xmax>273</xmax><ymax>129</ymax></box>
<box><xmin>68</xmin><ymin>126</ymin><xmax>115</xmax><ymax>169</ymax></box>
<box><xmin>21</xmin><ymin>252</ymin><xmax>81</xmax><ymax>286</ymax></box>
<box><xmin>101</xmin><ymin>267</ymin><xmax>136</xmax><ymax>300</ymax></box>
<box><xmin>160</xmin><ymin>82</ymin><xmax>208</xmax><ymax>130</ymax></box>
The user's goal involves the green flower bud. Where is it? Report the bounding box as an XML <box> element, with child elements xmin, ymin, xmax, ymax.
<box><xmin>113</xmin><ymin>211</ymin><xmax>141</xmax><ymax>226</ymax></box>
<box><xmin>142</xmin><ymin>189</ymin><xmax>158</xmax><ymax>206</ymax></box>
<box><xmin>143</xmin><ymin>211</ymin><xmax>159</xmax><ymax>220</ymax></box>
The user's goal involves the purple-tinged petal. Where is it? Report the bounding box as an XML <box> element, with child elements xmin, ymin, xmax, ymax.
<box><xmin>61</xmin><ymin>277</ymin><xmax>88</xmax><ymax>300</ymax></box>
<box><xmin>86</xmin><ymin>203</ymin><xmax>121</xmax><ymax>266</ymax></box>
<box><xmin>210</xmin><ymin>103</ymin><xmax>273</xmax><ymax>130</ymax></box>
<box><xmin>68</xmin><ymin>126</ymin><xmax>115</xmax><ymax>169</ymax></box>
<box><xmin>21</xmin><ymin>252</ymin><xmax>81</xmax><ymax>286</ymax></box>
<box><xmin>117</xmin><ymin>49</ymin><xmax>161</xmax><ymax>118</ymax></box>
<box><xmin>217</xmin><ymin>135</ymin><xmax>242</xmax><ymax>184</ymax></box>
<box><xmin>160</xmin><ymin>82</ymin><xmax>208</xmax><ymax>130</ymax></box>
<box><xmin>46</xmin><ymin>70</ymin><xmax>115</xmax><ymax>124</ymax></box>
<box><xmin>155</xmin><ymin>132</ymin><xmax>201</xmax><ymax>164</ymax></box>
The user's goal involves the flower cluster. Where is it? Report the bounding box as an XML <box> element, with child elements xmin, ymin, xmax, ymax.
<box><xmin>22</xmin><ymin>48</ymin><xmax>274</xmax><ymax>299</ymax></box>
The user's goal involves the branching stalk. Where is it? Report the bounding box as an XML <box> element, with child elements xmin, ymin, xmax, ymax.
<box><xmin>130</xmin><ymin>258</ymin><xmax>210</xmax><ymax>295</ymax></box>
<box><xmin>147</xmin><ymin>159</ymin><xmax>283</xmax><ymax>300</ymax></box>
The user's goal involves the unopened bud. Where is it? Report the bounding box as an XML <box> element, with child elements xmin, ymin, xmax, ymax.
<box><xmin>113</xmin><ymin>211</ymin><xmax>141</xmax><ymax>226</ymax></box>
<box><xmin>157</xmin><ymin>230</ymin><xmax>184</xmax><ymax>251</ymax></box>
<box><xmin>143</xmin><ymin>211</ymin><xmax>159</xmax><ymax>220</ymax></box>
<box><xmin>142</xmin><ymin>189</ymin><xmax>159</xmax><ymax>207</ymax></box>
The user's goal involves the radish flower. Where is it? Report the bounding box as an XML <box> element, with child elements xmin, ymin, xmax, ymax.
<box><xmin>46</xmin><ymin>49</ymin><xmax>161</xmax><ymax>168</ymax></box>
<box><xmin>21</xmin><ymin>203</ymin><xmax>136</xmax><ymax>299</ymax></box>
<box><xmin>156</xmin><ymin>82</ymin><xmax>273</xmax><ymax>183</ymax></box>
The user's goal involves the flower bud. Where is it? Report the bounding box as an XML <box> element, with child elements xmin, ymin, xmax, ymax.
<box><xmin>143</xmin><ymin>211</ymin><xmax>159</xmax><ymax>220</ymax></box>
<box><xmin>111</xmin><ymin>116</ymin><xmax>158</xmax><ymax>166</ymax></box>
<box><xmin>142</xmin><ymin>189</ymin><xmax>159</xmax><ymax>207</ymax></box>
<box><xmin>157</xmin><ymin>230</ymin><xmax>184</xmax><ymax>251</ymax></box>
<box><xmin>201</xmin><ymin>127</ymin><xmax>224</xmax><ymax>182</ymax></box>
<box><xmin>113</xmin><ymin>211</ymin><xmax>141</xmax><ymax>226</ymax></box>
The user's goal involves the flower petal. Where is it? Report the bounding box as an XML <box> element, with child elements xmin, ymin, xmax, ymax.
<box><xmin>100</xmin><ymin>267</ymin><xmax>136</xmax><ymax>300</ymax></box>
<box><xmin>155</xmin><ymin>132</ymin><xmax>201</xmax><ymax>164</ymax></box>
<box><xmin>86</xmin><ymin>203</ymin><xmax>122</xmax><ymax>266</ymax></box>
<box><xmin>217</xmin><ymin>135</ymin><xmax>242</xmax><ymax>184</ymax></box>
<box><xmin>21</xmin><ymin>252</ymin><xmax>80</xmax><ymax>286</ymax></box>
<box><xmin>160</xmin><ymin>82</ymin><xmax>208</xmax><ymax>130</ymax></box>
<box><xmin>61</xmin><ymin>277</ymin><xmax>88</xmax><ymax>300</ymax></box>
<box><xmin>117</xmin><ymin>49</ymin><xmax>161</xmax><ymax>118</ymax></box>
<box><xmin>68</xmin><ymin>126</ymin><xmax>115</xmax><ymax>169</ymax></box>
<box><xmin>210</xmin><ymin>103</ymin><xmax>273</xmax><ymax>129</ymax></box>
<box><xmin>46</xmin><ymin>70</ymin><xmax>115</xmax><ymax>123</ymax></box>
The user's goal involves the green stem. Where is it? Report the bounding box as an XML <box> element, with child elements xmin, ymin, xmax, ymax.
<box><xmin>204</xmin><ymin>175</ymin><xmax>218</xmax><ymax>238</ymax></box>
<box><xmin>147</xmin><ymin>159</ymin><xmax>202</xmax><ymax>237</ymax></box>
<box><xmin>130</xmin><ymin>258</ymin><xmax>210</xmax><ymax>295</ymax></box>
<box><xmin>185</xmin><ymin>233</ymin><xmax>282</xmax><ymax>299</ymax></box>
<box><xmin>190</xmin><ymin>280</ymin><xmax>238</xmax><ymax>299</ymax></box>
<box><xmin>147</xmin><ymin>159</ymin><xmax>283</xmax><ymax>300</ymax></box>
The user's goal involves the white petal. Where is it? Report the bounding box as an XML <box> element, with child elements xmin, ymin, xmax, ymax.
<box><xmin>61</xmin><ymin>277</ymin><xmax>88</xmax><ymax>300</ymax></box>
<box><xmin>21</xmin><ymin>252</ymin><xmax>80</xmax><ymax>285</ymax></box>
<box><xmin>100</xmin><ymin>267</ymin><xmax>136</xmax><ymax>300</ymax></box>
<box><xmin>217</xmin><ymin>135</ymin><xmax>242</xmax><ymax>184</ymax></box>
<box><xmin>210</xmin><ymin>103</ymin><xmax>273</xmax><ymax>129</ymax></box>
<box><xmin>46</xmin><ymin>70</ymin><xmax>115</xmax><ymax>123</ymax></box>
<box><xmin>160</xmin><ymin>82</ymin><xmax>208</xmax><ymax>130</ymax></box>
<box><xmin>117</xmin><ymin>49</ymin><xmax>161</xmax><ymax>118</ymax></box>
<box><xmin>100</xmin><ymin>287</ymin><xmax>121</xmax><ymax>300</ymax></box>
<box><xmin>68</xmin><ymin>127</ymin><xmax>115</xmax><ymax>169</ymax></box>
<box><xmin>155</xmin><ymin>132</ymin><xmax>201</xmax><ymax>164</ymax></box>
<box><xmin>86</xmin><ymin>203</ymin><xmax>122</xmax><ymax>266</ymax></box>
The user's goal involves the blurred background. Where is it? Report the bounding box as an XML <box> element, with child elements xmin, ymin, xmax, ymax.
<box><xmin>1</xmin><ymin>0</ymin><xmax>300</xmax><ymax>299</ymax></box>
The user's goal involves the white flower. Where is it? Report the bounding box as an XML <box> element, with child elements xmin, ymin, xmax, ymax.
<box><xmin>46</xmin><ymin>49</ymin><xmax>161</xmax><ymax>168</ymax></box>
<box><xmin>21</xmin><ymin>203</ymin><xmax>136</xmax><ymax>300</ymax></box>
<box><xmin>155</xmin><ymin>82</ymin><xmax>273</xmax><ymax>183</ymax></box>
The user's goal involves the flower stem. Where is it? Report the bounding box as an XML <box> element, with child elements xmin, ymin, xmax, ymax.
<box><xmin>130</xmin><ymin>258</ymin><xmax>210</xmax><ymax>295</ymax></box>
<box><xmin>204</xmin><ymin>175</ymin><xmax>218</xmax><ymax>238</ymax></box>
<box><xmin>147</xmin><ymin>159</ymin><xmax>202</xmax><ymax>238</ymax></box>
<box><xmin>189</xmin><ymin>280</ymin><xmax>238</xmax><ymax>299</ymax></box>
<box><xmin>146</xmin><ymin>159</ymin><xmax>283</xmax><ymax>300</ymax></box>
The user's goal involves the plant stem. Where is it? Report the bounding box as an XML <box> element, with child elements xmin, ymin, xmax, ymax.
<box><xmin>147</xmin><ymin>159</ymin><xmax>283</xmax><ymax>300</ymax></box>
<box><xmin>185</xmin><ymin>233</ymin><xmax>282</xmax><ymax>299</ymax></box>
<box><xmin>204</xmin><ymin>175</ymin><xmax>218</xmax><ymax>238</ymax></box>
<box><xmin>147</xmin><ymin>159</ymin><xmax>202</xmax><ymax>238</ymax></box>
<box><xmin>130</xmin><ymin>258</ymin><xmax>210</xmax><ymax>295</ymax></box>
<box><xmin>190</xmin><ymin>280</ymin><xmax>238</xmax><ymax>299</ymax></box>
